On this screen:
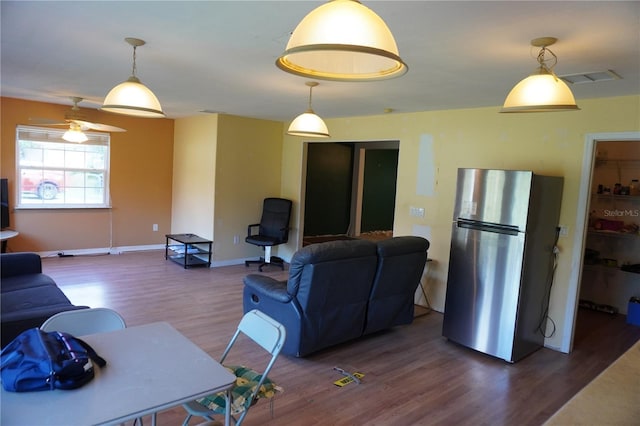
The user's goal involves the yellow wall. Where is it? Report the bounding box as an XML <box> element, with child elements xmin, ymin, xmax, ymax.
<box><xmin>214</xmin><ymin>115</ymin><xmax>283</xmax><ymax>262</ymax></box>
<box><xmin>1</xmin><ymin>97</ymin><xmax>174</xmax><ymax>253</ymax></box>
<box><xmin>172</xmin><ymin>115</ymin><xmax>218</xmax><ymax>239</ymax></box>
<box><xmin>172</xmin><ymin>114</ymin><xmax>283</xmax><ymax>263</ymax></box>
<box><xmin>279</xmin><ymin>95</ymin><xmax>640</xmax><ymax>350</ymax></box>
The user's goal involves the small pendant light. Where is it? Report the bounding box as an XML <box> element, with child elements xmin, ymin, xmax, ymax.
<box><xmin>288</xmin><ymin>82</ymin><xmax>330</xmax><ymax>138</ymax></box>
<box><xmin>102</xmin><ymin>38</ymin><xmax>165</xmax><ymax>118</ymax></box>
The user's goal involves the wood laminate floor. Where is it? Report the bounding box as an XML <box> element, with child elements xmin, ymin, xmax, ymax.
<box><xmin>40</xmin><ymin>251</ymin><xmax>640</xmax><ymax>426</ymax></box>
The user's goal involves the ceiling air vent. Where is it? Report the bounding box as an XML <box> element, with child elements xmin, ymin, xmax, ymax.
<box><xmin>559</xmin><ymin>70</ymin><xmax>622</xmax><ymax>84</ymax></box>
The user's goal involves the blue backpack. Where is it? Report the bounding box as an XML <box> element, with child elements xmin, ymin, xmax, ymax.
<box><xmin>1</xmin><ymin>327</ymin><xmax>106</xmax><ymax>392</ymax></box>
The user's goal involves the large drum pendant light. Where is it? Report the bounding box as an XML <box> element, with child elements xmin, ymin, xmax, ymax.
<box><xmin>102</xmin><ymin>38</ymin><xmax>165</xmax><ymax>118</ymax></box>
<box><xmin>276</xmin><ymin>0</ymin><xmax>407</xmax><ymax>81</ymax></box>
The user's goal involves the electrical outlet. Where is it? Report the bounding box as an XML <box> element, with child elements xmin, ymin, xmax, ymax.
<box><xmin>558</xmin><ymin>225</ymin><xmax>568</xmax><ymax>236</ymax></box>
<box><xmin>152</xmin><ymin>224</ymin><xmax>158</xmax><ymax>232</ymax></box>
<box><xmin>233</xmin><ymin>235</ymin><xmax>239</xmax><ymax>244</ymax></box>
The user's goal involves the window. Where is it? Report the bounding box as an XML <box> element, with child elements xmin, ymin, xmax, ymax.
<box><xmin>16</xmin><ymin>126</ymin><xmax>110</xmax><ymax>209</ymax></box>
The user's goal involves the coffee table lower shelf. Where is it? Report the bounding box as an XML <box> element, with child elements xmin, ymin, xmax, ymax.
<box><xmin>165</xmin><ymin>234</ymin><xmax>213</xmax><ymax>269</ymax></box>
<box><xmin>167</xmin><ymin>253</ymin><xmax>210</xmax><ymax>268</ymax></box>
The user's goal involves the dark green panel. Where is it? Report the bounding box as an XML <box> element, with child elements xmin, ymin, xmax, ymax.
<box><xmin>304</xmin><ymin>143</ymin><xmax>353</xmax><ymax>236</ymax></box>
<box><xmin>361</xmin><ymin>149</ymin><xmax>398</xmax><ymax>232</ymax></box>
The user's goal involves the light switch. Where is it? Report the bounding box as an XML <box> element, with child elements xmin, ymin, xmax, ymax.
<box><xmin>410</xmin><ymin>206</ymin><xmax>425</xmax><ymax>217</ymax></box>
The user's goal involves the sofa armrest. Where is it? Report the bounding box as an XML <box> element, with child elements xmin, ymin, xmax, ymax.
<box><xmin>1</xmin><ymin>253</ymin><xmax>43</xmax><ymax>279</ymax></box>
<box><xmin>243</xmin><ymin>274</ymin><xmax>292</xmax><ymax>303</ymax></box>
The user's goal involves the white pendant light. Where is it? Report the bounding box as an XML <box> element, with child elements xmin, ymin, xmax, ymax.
<box><xmin>62</xmin><ymin>122</ymin><xmax>88</xmax><ymax>143</ymax></box>
<box><xmin>288</xmin><ymin>82</ymin><xmax>330</xmax><ymax>138</ymax></box>
<box><xmin>276</xmin><ymin>0</ymin><xmax>407</xmax><ymax>81</ymax></box>
<box><xmin>502</xmin><ymin>37</ymin><xmax>579</xmax><ymax>113</ymax></box>
<box><xmin>102</xmin><ymin>38</ymin><xmax>165</xmax><ymax>118</ymax></box>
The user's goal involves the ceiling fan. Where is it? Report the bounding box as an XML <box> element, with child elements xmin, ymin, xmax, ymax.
<box><xmin>30</xmin><ymin>97</ymin><xmax>126</xmax><ymax>142</ymax></box>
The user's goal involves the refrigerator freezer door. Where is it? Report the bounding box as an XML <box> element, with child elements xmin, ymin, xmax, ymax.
<box><xmin>453</xmin><ymin>169</ymin><xmax>533</xmax><ymax>231</ymax></box>
<box><xmin>442</xmin><ymin>223</ymin><xmax>526</xmax><ymax>361</ymax></box>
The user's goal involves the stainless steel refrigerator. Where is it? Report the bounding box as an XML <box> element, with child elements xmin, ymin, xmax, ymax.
<box><xmin>442</xmin><ymin>168</ymin><xmax>563</xmax><ymax>362</ymax></box>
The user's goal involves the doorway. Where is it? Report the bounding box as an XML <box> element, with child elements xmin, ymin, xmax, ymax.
<box><xmin>579</xmin><ymin>140</ymin><xmax>640</xmax><ymax>314</ymax></box>
<box><xmin>302</xmin><ymin>141</ymin><xmax>399</xmax><ymax>245</ymax></box>
<box><xmin>566</xmin><ymin>133</ymin><xmax>640</xmax><ymax>353</ymax></box>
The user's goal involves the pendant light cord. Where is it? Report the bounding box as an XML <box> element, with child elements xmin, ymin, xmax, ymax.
<box><xmin>305</xmin><ymin>81</ymin><xmax>319</xmax><ymax>113</ymax></box>
<box><xmin>131</xmin><ymin>45</ymin><xmax>138</xmax><ymax>77</ymax></box>
<box><xmin>536</xmin><ymin>46</ymin><xmax>558</xmax><ymax>74</ymax></box>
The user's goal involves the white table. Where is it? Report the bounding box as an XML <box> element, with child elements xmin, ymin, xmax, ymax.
<box><xmin>1</xmin><ymin>322</ymin><xmax>236</xmax><ymax>425</ymax></box>
<box><xmin>0</xmin><ymin>229</ymin><xmax>18</xmax><ymax>253</ymax></box>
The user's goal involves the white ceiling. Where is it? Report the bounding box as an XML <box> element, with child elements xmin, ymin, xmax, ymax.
<box><xmin>1</xmin><ymin>1</ymin><xmax>639</xmax><ymax>122</ymax></box>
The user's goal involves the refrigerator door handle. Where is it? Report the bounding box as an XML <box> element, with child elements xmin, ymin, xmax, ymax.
<box><xmin>457</xmin><ymin>219</ymin><xmax>520</xmax><ymax>235</ymax></box>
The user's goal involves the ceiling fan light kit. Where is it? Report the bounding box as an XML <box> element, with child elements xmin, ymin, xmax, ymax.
<box><xmin>501</xmin><ymin>37</ymin><xmax>579</xmax><ymax>113</ymax></box>
<box><xmin>29</xmin><ymin>97</ymin><xmax>126</xmax><ymax>142</ymax></box>
<box><xmin>288</xmin><ymin>82</ymin><xmax>330</xmax><ymax>138</ymax></box>
<box><xmin>101</xmin><ymin>38</ymin><xmax>165</xmax><ymax>118</ymax></box>
<box><xmin>62</xmin><ymin>122</ymin><xmax>89</xmax><ymax>143</ymax></box>
<box><xmin>276</xmin><ymin>0</ymin><xmax>407</xmax><ymax>81</ymax></box>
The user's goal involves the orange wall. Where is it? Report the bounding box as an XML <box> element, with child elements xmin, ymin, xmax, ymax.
<box><xmin>1</xmin><ymin>97</ymin><xmax>174</xmax><ymax>253</ymax></box>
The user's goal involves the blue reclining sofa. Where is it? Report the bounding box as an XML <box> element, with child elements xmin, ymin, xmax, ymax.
<box><xmin>242</xmin><ymin>236</ymin><xmax>430</xmax><ymax>357</ymax></box>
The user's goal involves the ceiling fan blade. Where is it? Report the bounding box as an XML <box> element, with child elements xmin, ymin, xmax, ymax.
<box><xmin>73</xmin><ymin>120</ymin><xmax>126</xmax><ymax>132</ymax></box>
<box><xmin>30</xmin><ymin>99</ymin><xmax>125</xmax><ymax>134</ymax></box>
<box><xmin>28</xmin><ymin>117</ymin><xmax>68</xmax><ymax>126</ymax></box>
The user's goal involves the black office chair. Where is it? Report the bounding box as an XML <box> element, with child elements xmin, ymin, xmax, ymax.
<box><xmin>245</xmin><ymin>198</ymin><xmax>292</xmax><ymax>271</ymax></box>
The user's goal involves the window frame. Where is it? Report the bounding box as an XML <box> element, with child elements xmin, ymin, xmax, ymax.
<box><xmin>15</xmin><ymin>125</ymin><xmax>111</xmax><ymax>209</ymax></box>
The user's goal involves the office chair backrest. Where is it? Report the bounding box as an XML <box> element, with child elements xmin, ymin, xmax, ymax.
<box><xmin>40</xmin><ymin>307</ymin><xmax>127</xmax><ymax>335</ymax></box>
<box><xmin>258</xmin><ymin>198</ymin><xmax>292</xmax><ymax>242</ymax></box>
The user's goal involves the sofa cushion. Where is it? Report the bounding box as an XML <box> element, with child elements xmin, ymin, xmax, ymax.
<box><xmin>287</xmin><ymin>239</ymin><xmax>377</xmax><ymax>297</ymax></box>
<box><xmin>1</xmin><ymin>253</ymin><xmax>88</xmax><ymax>348</ymax></box>
<box><xmin>288</xmin><ymin>239</ymin><xmax>378</xmax><ymax>356</ymax></box>
<box><xmin>195</xmin><ymin>364</ymin><xmax>281</xmax><ymax>415</ymax></box>
<box><xmin>2</xmin><ymin>284</ymin><xmax>74</xmax><ymax>313</ymax></box>
<box><xmin>364</xmin><ymin>236</ymin><xmax>430</xmax><ymax>335</ymax></box>
<box><xmin>1</xmin><ymin>273</ymin><xmax>58</xmax><ymax>293</ymax></box>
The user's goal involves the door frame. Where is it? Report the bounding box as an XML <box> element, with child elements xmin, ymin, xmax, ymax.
<box><xmin>562</xmin><ymin>131</ymin><xmax>640</xmax><ymax>353</ymax></box>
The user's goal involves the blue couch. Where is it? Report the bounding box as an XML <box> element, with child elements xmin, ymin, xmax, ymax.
<box><xmin>1</xmin><ymin>252</ymin><xmax>88</xmax><ymax>347</ymax></box>
<box><xmin>242</xmin><ymin>236</ymin><xmax>430</xmax><ymax>357</ymax></box>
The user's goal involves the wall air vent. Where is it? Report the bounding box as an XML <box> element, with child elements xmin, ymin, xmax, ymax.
<box><xmin>559</xmin><ymin>70</ymin><xmax>622</xmax><ymax>84</ymax></box>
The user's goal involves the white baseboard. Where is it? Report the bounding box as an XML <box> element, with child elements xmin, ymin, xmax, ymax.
<box><xmin>211</xmin><ymin>258</ymin><xmax>247</xmax><ymax>267</ymax></box>
<box><xmin>37</xmin><ymin>247</ymin><xmax>263</xmax><ymax>271</ymax></box>
<box><xmin>39</xmin><ymin>244</ymin><xmax>165</xmax><ymax>258</ymax></box>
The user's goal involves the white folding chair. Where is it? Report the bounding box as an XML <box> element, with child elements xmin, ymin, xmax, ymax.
<box><xmin>41</xmin><ymin>308</ymin><xmax>146</xmax><ymax>425</ymax></box>
<box><xmin>40</xmin><ymin>307</ymin><xmax>126</xmax><ymax>334</ymax></box>
<box><xmin>182</xmin><ymin>309</ymin><xmax>287</xmax><ymax>426</ymax></box>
